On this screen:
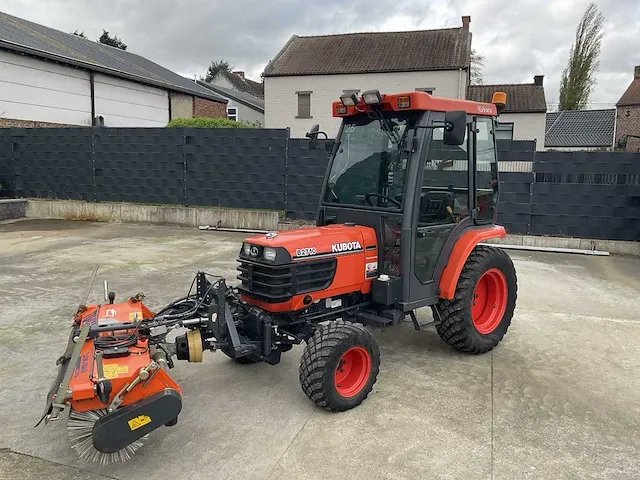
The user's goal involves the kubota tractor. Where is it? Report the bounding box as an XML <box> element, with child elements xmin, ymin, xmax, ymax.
<box><xmin>40</xmin><ymin>89</ymin><xmax>517</xmax><ymax>464</ymax></box>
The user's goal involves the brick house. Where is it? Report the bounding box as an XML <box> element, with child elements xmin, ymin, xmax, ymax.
<box><xmin>0</xmin><ymin>11</ymin><xmax>227</xmax><ymax>128</ymax></box>
<box><xmin>615</xmin><ymin>66</ymin><xmax>640</xmax><ymax>151</ymax></box>
<box><xmin>467</xmin><ymin>76</ymin><xmax>547</xmax><ymax>150</ymax></box>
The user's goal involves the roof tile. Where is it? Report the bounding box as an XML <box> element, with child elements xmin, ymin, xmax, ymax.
<box><xmin>617</xmin><ymin>77</ymin><xmax>640</xmax><ymax>106</ymax></box>
<box><xmin>0</xmin><ymin>11</ymin><xmax>226</xmax><ymax>102</ymax></box>
<box><xmin>263</xmin><ymin>28</ymin><xmax>471</xmax><ymax>77</ymax></box>
<box><xmin>544</xmin><ymin>109</ymin><xmax>615</xmax><ymax>148</ymax></box>
<box><xmin>467</xmin><ymin>83</ymin><xmax>547</xmax><ymax>113</ymax></box>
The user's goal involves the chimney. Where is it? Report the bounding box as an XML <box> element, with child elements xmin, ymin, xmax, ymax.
<box><xmin>461</xmin><ymin>15</ymin><xmax>471</xmax><ymax>30</ymax></box>
<box><xmin>233</xmin><ymin>71</ymin><xmax>245</xmax><ymax>79</ymax></box>
<box><xmin>534</xmin><ymin>75</ymin><xmax>544</xmax><ymax>87</ymax></box>
<box><xmin>635</xmin><ymin>66</ymin><xmax>640</xmax><ymax>79</ymax></box>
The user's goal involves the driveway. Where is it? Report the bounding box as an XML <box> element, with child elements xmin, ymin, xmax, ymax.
<box><xmin>0</xmin><ymin>220</ymin><xmax>639</xmax><ymax>480</ymax></box>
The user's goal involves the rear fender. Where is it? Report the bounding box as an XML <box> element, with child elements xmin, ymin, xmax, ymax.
<box><xmin>438</xmin><ymin>225</ymin><xmax>506</xmax><ymax>300</ymax></box>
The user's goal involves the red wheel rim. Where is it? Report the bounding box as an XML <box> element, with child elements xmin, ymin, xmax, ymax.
<box><xmin>471</xmin><ymin>268</ymin><xmax>508</xmax><ymax>334</ymax></box>
<box><xmin>334</xmin><ymin>346</ymin><xmax>372</xmax><ymax>398</ymax></box>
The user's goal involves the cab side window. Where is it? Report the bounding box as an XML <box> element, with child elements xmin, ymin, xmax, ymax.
<box><xmin>475</xmin><ymin>118</ymin><xmax>498</xmax><ymax>223</ymax></box>
<box><xmin>418</xmin><ymin>122</ymin><xmax>470</xmax><ymax>226</ymax></box>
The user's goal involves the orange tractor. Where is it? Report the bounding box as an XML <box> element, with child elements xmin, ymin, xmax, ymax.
<box><xmin>40</xmin><ymin>89</ymin><xmax>517</xmax><ymax>463</ymax></box>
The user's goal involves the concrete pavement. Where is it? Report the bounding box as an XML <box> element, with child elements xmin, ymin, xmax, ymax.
<box><xmin>0</xmin><ymin>220</ymin><xmax>639</xmax><ymax>480</ymax></box>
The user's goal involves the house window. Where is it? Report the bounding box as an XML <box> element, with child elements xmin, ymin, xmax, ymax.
<box><xmin>495</xmin><ymin>122</ymin><xmax>514</xmax><ymax>140</ymax></box>
<box><xmin>416</xmin><ymin>88</ymin><xmax>435</xmax><ymax>94</ymax></box>
<box><xmin>227</xmin><ymin>107</ymin><xmax>238</xmax><ymax>122</ymax></box>
<box><xmin>296</xmin><ymin>91</ymin><xmax>312</xmax><ymax>118</ymax></box>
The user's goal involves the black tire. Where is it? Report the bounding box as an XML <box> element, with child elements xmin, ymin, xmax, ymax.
<box><xmin>299</xmin><ymin>320</ymin><xmax>380</xmax><ymax>412</ymax></box>
<box><xmin>435</xmin><ymin>245</ymin><xmax>517</xmax><ymax>354</ymax></box>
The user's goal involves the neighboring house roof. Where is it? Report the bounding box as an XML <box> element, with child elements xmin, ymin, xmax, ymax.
<box><xmin>220</xmin><ymin>71</ymin><xmax>264</xmax><ymax>99</ymax></box>
<box><xmin>544</xmin><ymin>109</ymin><xmax>615</xmax><ymax>148</ymax></box>
<box><xmin>263</xmin><ymin>28</ymin><xmax>471</xmax><ymax>77</ymax></box>
<box><xmin>196</xmin><ymin>81</ymin><xmax>264</xmax><ymax>113</ymax></box>
<box><xmin>617</xmin><ymin>73</ymin><xmax>640</xmax><ymax>106</ymax></box>
<box><xmin>0</xmin><ymin>11</ymin><xmax>226</xmax><ymax>103</ymax></box>
<box><xmin>467</xmin><ymin>82</ymin><xmax>547</xmax><ymax>113</ymax></box>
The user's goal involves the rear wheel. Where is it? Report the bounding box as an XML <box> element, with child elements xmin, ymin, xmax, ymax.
<box><xmin>435</xmin><ymin>245</ymin><xmax>517</xmax><ymax>353</ymax></box>
<box><xmin>299</xmin><ymin>320</ymin><xmax>380</xmax><ymax>411</ymax></box>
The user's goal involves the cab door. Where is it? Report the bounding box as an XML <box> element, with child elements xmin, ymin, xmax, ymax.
<box><xmin>403</xmin><ymin>113</ymin><xmax>474</xmax><ymax>308</ymax></box>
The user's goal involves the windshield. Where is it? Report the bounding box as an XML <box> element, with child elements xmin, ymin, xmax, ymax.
<box><xmin>323</xmin><ymin>112</ymin><xmax>420</xmax><ymax>209</ymax></box>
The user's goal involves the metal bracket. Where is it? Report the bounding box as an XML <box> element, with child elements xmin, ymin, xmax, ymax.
<box><xmin>46</xmin><ymin>322</ymin><xmax>91</xmax><ymax>423</ymax></box>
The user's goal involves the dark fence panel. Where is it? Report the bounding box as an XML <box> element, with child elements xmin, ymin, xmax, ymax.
<box><xmin>93</xmin><ymin>128</ymin><xmax>185</xmax><ymax>204</ymax></box>
<box><xmin>529</xmin><ymin>152</ymin><xmax>640</xmax><ymax>241</ymax></box>
<box><xmin>185</xmin><ymin>128</ymin><xmax>287</xmax><ymax>211</ymax></box>
<box><xmin>1</xmin><ymin>126</ymin><xmax>639</xmax><ymax>242</ymax></box>
<box><xmin>12</xmin><ymin>128</ymin><xmax>94</xmax><ymax>200</ymax></box>
<box><xmin>286</xmin><ymin>138</ymin><xmax>329</xmax><ymax>219</ymax></box>
<box><xmin>498</xmin><ymin>172</ymin><xmax>533</xmax><ymax>235</ymax></box>
<box><xmin>0</xmin><ymin>129</ymin><xmax>14</xmax><ymax>197</ymax></box>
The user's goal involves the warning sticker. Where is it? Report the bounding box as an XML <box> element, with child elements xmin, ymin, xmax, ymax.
<box><xmin>365</xmin><ymin>261</ymin><xmax>378</xmax><ymax>279</ymax></box>
<box><xmin>103</xmin><ymin>364</ymin><xmax>129</xmax><ymax>379</ymax></box>
<box><xmin>127</xmin><ymin>415</ymin><xmax>152</xmax><ymax>431</ymax></box>
<box><xmin>129</xmin><ymin>311</ymin><xmax>143</xmax><ymax>321</ymax></box>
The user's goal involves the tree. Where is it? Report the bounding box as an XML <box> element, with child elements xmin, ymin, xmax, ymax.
<box><xmin>470</xmin><ymin>49</ymin><xmax>485</xmax><ymax>85</ymax></box>
<box><xmin>203</xmin><ymin>60</ymin><xmax>233</xmax><ymax>82</ymax></box>
<box><xmin>98</xmin><ymin>30</ymin><xmax>127</xmax><ymax>50</ymax></box>
<box><xmin>558</xmin><ymin>3</ymin><xmax>604</xmax><ymax>111</ymax></box>
<box><xmin>72</xmin><ymin>30</ymin><xmax>87</xmax><ymax>38</ymax></box>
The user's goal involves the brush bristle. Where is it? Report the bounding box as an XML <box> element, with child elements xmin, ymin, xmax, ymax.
<box><xmin>67</xmin><ymin>409</ymin><xmax>147</xmax><ymax>465</ymax></box>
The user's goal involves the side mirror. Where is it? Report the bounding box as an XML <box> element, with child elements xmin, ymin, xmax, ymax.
<box><xmin>443</xmin><ymin>110</ymin><xmax>467</xmax><ymax>146</ymax></box>
<box><xmin>325</xmin><ymin>139</ymin><xmax>335</xmax><ymax>153</ymax></box>
<box><xmin>306</xmin><ymin>124</ymin><xmax>320</xmax><ymax>150</ymax></box>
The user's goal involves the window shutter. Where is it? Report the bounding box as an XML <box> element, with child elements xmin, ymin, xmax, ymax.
<box><xmin>297</xmin><ymin>93</ymin><xmax>311</xmax><ymax>118</ymax></box>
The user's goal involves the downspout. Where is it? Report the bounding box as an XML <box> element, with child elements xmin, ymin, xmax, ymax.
<box><xmin>458</xmin><ymin>68</ymin><xmax>464</xmax><ymax>99</ymax></box>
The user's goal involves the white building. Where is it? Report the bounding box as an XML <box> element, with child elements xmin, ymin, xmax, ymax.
<box><xmin>0</xmin><ymin>11</ymin><xmax>227</xmax><ymax>128</ymax></box>
<box><xmin>467</xmin><ymin>77</ymin><xmax>548</xmax><ymax>150</ymax></box>
<box><xmin>197</xmin><ymin>80</ymin><xmax>265</xmax><ymax>126</ymax></box>
<box><xmin>263</xmin><ymin>16</ymin><xmax>473</xmax><ymax>138</ymax></box>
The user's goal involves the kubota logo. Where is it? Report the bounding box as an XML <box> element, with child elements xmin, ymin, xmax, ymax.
<box><xmin>331</xmin><ymin>241</ymin><xmax>362</xmax><ymax>253</ymax></box>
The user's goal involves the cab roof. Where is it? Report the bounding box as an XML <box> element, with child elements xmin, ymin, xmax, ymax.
<box><xmin>332</xmin><ymin>91</ymin><xmax>497</xmax><ymax>117</ymax></box>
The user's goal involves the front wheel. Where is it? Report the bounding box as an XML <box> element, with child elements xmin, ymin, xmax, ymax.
<box><xmin>299</xmin><ymin>320</ymin><xmax>380</xmax><ymax>411</ymax></box>
<box><xmin>435</xmin><ymin>245</ymin><xmax>517</xmax><ymax>354</ymax></box>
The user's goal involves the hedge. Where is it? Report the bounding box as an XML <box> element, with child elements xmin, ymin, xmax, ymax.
<box><xmin>166</xmin><ymin>117</ymin><xmax>256</xmax><ymax>128</ymax></box>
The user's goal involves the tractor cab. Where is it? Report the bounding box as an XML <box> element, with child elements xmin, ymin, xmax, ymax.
<box><xmin>308</xmin><ymin>89</ymin><xmax>507</xmax><ymax>312</ymax></box>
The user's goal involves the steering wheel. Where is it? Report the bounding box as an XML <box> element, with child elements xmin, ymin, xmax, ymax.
<box><xmin>364</xmin><ymin>193</ymin><xmax>402</xmax><ymax>208</ymax></box>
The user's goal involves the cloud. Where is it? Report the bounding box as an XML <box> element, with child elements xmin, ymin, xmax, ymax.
<box><xmin>2</xmin><ymin>0</ymin><xmax>638</xmax><ymax>107</ymax></box>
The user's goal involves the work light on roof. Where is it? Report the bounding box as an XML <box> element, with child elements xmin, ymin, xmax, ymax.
<box><xmin>361</xmin><ymin>89</ymin><xmax>383</xmax><ymax>105</ymax></box>
<box><xmin>340</xmin><ymin>92</ymin><xmax>359</xmax><ymax>107</ymax></box>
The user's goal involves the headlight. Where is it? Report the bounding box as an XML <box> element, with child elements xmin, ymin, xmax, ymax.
<box><xmin>243</xmin><ymin>243</ymin><xmax>251</xmax><ymax>256</ymax></box>
<box><xmin>263</xmin><ymin>247</ymin><xmax>276</xmax><ymax>261</ymax></box>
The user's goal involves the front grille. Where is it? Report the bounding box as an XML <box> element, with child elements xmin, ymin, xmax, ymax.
<box><xmin>237</xmin><ymin>257</ymin><xmax>337</xmax><ymax>302</ymax></box>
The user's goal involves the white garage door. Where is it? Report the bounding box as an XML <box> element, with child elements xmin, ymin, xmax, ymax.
<box><xmin>0</xmin><ymin>50</ymin><xmax>91</xmax><ymax>125</ymax></box>
<box><xmin>94</xmin><ymin>73</ymin><xmax>169</xmax><ymax>127</ymax></box>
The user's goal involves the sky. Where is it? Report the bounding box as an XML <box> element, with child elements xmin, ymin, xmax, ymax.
<box><xmin>2</xmin><ymin>0</ymin><xmax>639</xmax><ymax>109</ymax></box>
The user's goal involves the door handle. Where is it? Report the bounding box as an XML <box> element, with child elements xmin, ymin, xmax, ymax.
<box><xmin>417</xmin><ymin>229</ymin><xmax>435</xmax><ymax>238</ymax></box>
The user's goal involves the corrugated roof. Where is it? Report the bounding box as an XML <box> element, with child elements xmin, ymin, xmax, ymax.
<box><xmin>221</xmin><ymin>71</ymin><xmax>264</xmax><ymax>99</ymax></box>
<box><xmin>617</xmin><ymin>76</ymin><xmax>640</xmax><ymax>106</ymax></box>
<box><xmin>467</xmin><ymin>82</ymin><xmax>547</xmax><ymax>113</ymax></box>
<box><xmin>544</xmin><ymin>109</ymin><xmax>615</xmax><ymax>147</ymax></box>
<box><xmin>0</xmin><ymin>10</ymin><xmax>226</xmax><ymax>103</ymax></box>
<box><xmin>196</xmin><ymin>81</ymin><xmax>264</xmax><ymax>112</ymax></box>
<box><xmin>263</xmin><ymin>28</ymin><xmax>471</xmax><ymax>77</ymax></box>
